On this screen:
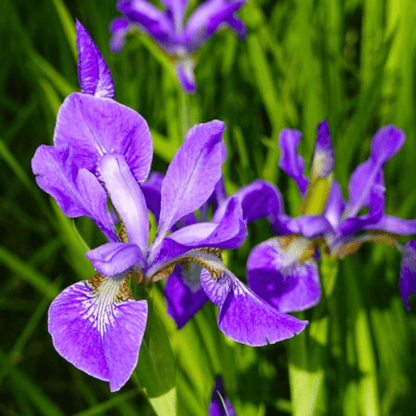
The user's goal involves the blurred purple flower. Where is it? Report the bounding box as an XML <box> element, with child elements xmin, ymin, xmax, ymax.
<box><xmin>209</xmin><ymin>376</ymin><xmax>236</xmax><ymax>416</ymax></box>
<box><xmin>31</xmin><ymin>21</ymin><xmax>306</xmax><ymax>392</ymax></box>
<box><xmin>247</xmin><ymin>120</ymin><xmax>416</xmax><ymax>313</ymax></box>
<box><xmin>110</xmin><ymin>0</ymin><xmax>247</xmax><ymax>93</ymax></box>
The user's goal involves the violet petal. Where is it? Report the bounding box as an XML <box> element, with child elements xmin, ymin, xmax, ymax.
<box><xmin>175</xmin><ymin>58</ymin><xmax>197</xmax><ymax>94</ymax></box>
<box><xmin>272</xmin><ymin>214</ymin><xmax>332</xmax><ymax>239</ymax></box>
<box><xmin>311</xmin><ymin>119</ymin><xmax>334</xmax><ymax>178</ymax></box>
<box><xmin>399</xmin><ymin>241</ymin><xmax>416</xmax><ymax>311</ymax></box>
<box><xmin>200</xmin><ymin>267</ymin><xmax>308</xmax><ymax>346</ymax></box>
<box><xmin>76</xmin><ymin>20</ymin><xmax>115</xmax><ymax>99</ymax></box>
<box><xmin>142</xmin><ymin>171</ymin><xmax>164</xmax><ymax>223</ymax></box>
<box><xmin>117</xmin><ymin>0</ymin><xmax>176</xmax><ymax>51</ymax></box>
<box><xmin>32</xmin><ymin>145</ymin><xmax>117</xmax><ymax>242</ymax></box>
<box><xmin>214</xmin><ymin>179</ymin><xmax>284</xmax><ymax>224</ymax></box>
<box><xmin>324</xmin><ymin>180</ymin><xmax>345</xmax><ymax>230</ymax></box>
<box><xmin>164</xmin><ymin>266</ymin><xmax>209</xmax><ymax>329</ymax></box>
<box><xmin>247</xmin><ymin>239</ymin><xmax>321</xmax><ymax>313</ymax></box>
<box><xmin>99</xmin><ymin>154</ymin><xmax>149</xmax><ymax>255</ymax></box>
<box><xmin>86</xmin><ymin>242</ymin><xmax>145</xmax><ymax>276</ymax></box>
<box><xmin>209</xmin><ymin>376</ymin><xmax>236</xmax><ymax>416</ymax></box>
<box><xmin>48</xmin><ymin>280</ymin><xmax>147</xmax><ymax>392</ymax></box>
<box><xmin>54</xmin><ymin>93</ymin><xmax>152</xmax><ymax>184</ymax></box>
<box><xmin>278</xmin><ymin>128</ymin><xmax>309</xmax><ymax>197</ymax></box>
<box><xmin>184</xmin><ymin>0</ymin><xmax>246</xmax><ymax>52</ymax></box>
<box><xmin>109</xmin><ymin>17</ymin><xmax>132</xmax><ymax>54</ymax></box>
<box><xmin>347</xmin><ymin>125</ymin><xmax>404</xmax><ymax>217</ymax></box>
<box><xmin>339</xmin><ymin>182</ymin><xmax>385</xmax><ymax>236</ymax></box>
<box><xmin>156</xmin><ymin>120</ymin><xmax>226</xmax><ymax>241</ymax></box>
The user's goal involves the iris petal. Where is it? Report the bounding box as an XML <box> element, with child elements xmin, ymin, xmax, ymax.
<box><xmin>247</xmin><ymin>239</ymin><xmax>321</xmax><ymax>313</ymax></box>
<box><xmin>48</xmin><ymin>280</ymin><xmax>147</xmax><ymax>392</ymax></box>
<box><xmin>76</xmin><ymin>20</ymin><xmax>115</xmax><ymax>99</ymax></box>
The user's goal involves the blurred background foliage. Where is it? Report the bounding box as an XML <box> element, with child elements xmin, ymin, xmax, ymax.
<box><xmin>1</xmin><ymin>0</ymin><xmax>416</xmax><ymax>414</ymax></box>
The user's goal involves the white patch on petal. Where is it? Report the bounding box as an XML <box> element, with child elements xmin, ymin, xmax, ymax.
<box><xmin>80</xmin><ymin>275</ymin><xmax>128</xmax><ymax>336</ymax></box>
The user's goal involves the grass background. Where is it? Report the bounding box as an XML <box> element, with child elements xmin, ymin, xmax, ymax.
<box><xmin>1</xmin><ymin>0</ymin><xmax>416</xmax><ymax>414</ymax></box>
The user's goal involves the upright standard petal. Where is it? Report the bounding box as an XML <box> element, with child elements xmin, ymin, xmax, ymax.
<box><xmin>54</xmin><ymin>93</ymin><xmax>152</xmax><ymax>184</ymax></box>
<box><xmin>209</xmin><ymin>376</ymin><xmax>236</xmax><ymax>416</ymax></box>
<box><xmin>155</xmin><ymin>120</ymin><xmax>226</xmax><ymax>241</ymax></box>
<box><xmin>32</xmin><ymin>145</ymin><xmax>117</xmax><ymax>242</ymax></box>
<box><xmin>76</xmin><ymin>20</ymin><xmax>115</xmax><ymax>99</ymax></box>
<box><xmin>399</xmin><ymin>241</ymin><xmax>416</xmax><ymax>311</ymax></box>
<box><xmin>247</xmin><ymin>239</ymin><xmax>321</xmax><ymax>313</ymax></box>
<box><xmin>311</xmin><ymin>119</ymin><xmax>334</xmax><ymax>178</ymax></box>
<box><xmin>324</xmin><ymin>180</ymin><xmax>345</xmax><ymax>230</ymax></box>
<box><xmin>99</xmin><ymin>154</ymin><xmax>149</xmax><ymax>255</ymax></box>
<box><xmin>278</xmin><ymin>128</ymin><xmax>309</xmax><ymax>197</ymax></box>
<box><xmin>370</xmin><ymin>125</ymin><xmax>406</xmax><ymax>166</ymax></box>
<box><xmin>48</xmin><ymin>279</ymin><xmax>148</xmax><ymax>392</ymax></box>
<box><xmin>160</xmin><ymin>0</ymin><xmax>188</xmax><ymax>32</ymax></box>
<box><xmin>346</xmin><ymin>125</ymin><xmax>404</xmax><ymax>217</ymax></box>
<box><xmin>184</xmin><ymin>0</ymin><xmax>247</xmax><ymax>52</ymax></box>
<box><xmin>199</xmin><ymin>259</ymin><xmax>308</xmax><ymax>346</ymax></box>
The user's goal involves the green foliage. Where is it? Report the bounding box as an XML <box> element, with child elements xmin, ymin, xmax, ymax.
<box><xmin>1</xmin><ymin>0</ymin><xmax>416</xmax><ymax>414</ymax></box>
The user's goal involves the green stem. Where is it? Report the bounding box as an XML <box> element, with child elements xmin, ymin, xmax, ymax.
<box><xmin>288</xmin><ymin>255</ymin><xmax>338</xmax><ymax>416</ymax></box>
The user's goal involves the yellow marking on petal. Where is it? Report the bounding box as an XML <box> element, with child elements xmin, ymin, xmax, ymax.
<box><xmin>87</xmin><ymin>273</ymin><xmax>134</xmax><ymax>302</ymax></box>
<box><xmin>150</xmin><ymin>247</ymin><xmax>223</xmax><ymax>282</ymax></box>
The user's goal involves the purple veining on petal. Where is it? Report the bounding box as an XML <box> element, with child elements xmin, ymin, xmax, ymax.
<box><xmin>164</xmin><ymin>266</ymin><xmax>209</xmax><ymax>329</ymax></box>
<box><xmin>54</xmin><ymin>93</ymin><xmax>152</xmax><ymax>184</ymax></box>
<box><xmin>399</xmin><ymin>241</ymin><xmax>416</xmax><ymax>311</ymax></box>
<box><xmin>311</xmin><ymin>119</ymin><xmax>334</xmax><ymax>178</ymax></box>
<box><xmin>247</xmin><ymin>239</ymin><xmax>321</xmax><ymax>313</ymax></box>
<box><xmin>31</xmin><ymin>145</ymin><xmax>117</xmax><ymax>242</ymax></box>
<box><xmin>76</xmin><ymin>20</ymin><xmax>115</xmax><ymax>99</ymax></box>
<box><xmin>209</xmin><ymin>376</ymin><xmax>236</xmax><ymax>416</ymax></box>
<box><xmin>278</xmin><ymin>128</ymin><xmax>309</xmax><ymax>197</ymax></box>
<box><xmin>99</xmin><ymin>153</ymin><xmax>149</xmax><ymax>255</ymax></box>
<box><xmin>200</xmin><ymin>263</ymin><xmax>308</xmax><ymax>346</ymax></box>
<box><xmin>48</xmin><ymin>280</ymin><xmax>147</xmax><ymax>392</ymax></box>
<box><xmin>155</xmin><ymin>120</ymin><xmax>226</xmax><ymax>242</ymax></box>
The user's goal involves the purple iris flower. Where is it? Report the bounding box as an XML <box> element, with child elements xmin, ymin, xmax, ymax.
<box><xmin>209</xmin><ymin>376</ymin><xmax>236</xmax><ymax>416</ymax></box>
<box><xmin>110</xmin><ymin>0</ymin><xmax>247</xmax><ymax>93</ymax></box>
<box><xmin>247</xmin><ymin>119</ymin><xmax>416</xmax><ymax>313</ymax></box>
<box><xmin>142</xmin><ymin>174</ymin><xmax>284</xmax><ymax>328</ymax></box>
<box><xmin>31</xmin><ymin>21</ymin><xmax>306</xmax><ymax>392</ymax></box>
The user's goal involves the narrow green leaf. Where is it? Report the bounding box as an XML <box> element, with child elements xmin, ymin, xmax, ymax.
<box><xmin>51</xmin><ymin>0</ymin><xmax>77</xmax><ymax>60</ymax></box>
<box><xmin>0</xmin><ymin>246</ymin><xmax>58</xmax><ymax>299</ymax></box>
<box><xmin>72</xmin><ymin>390</ymin><xmax>139</xmax><ymax>416</ymax></box>
<box><xmin>0</xmin><ymin>351</ymin><xmax>65</xmax><ymax>416</ymax></box>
